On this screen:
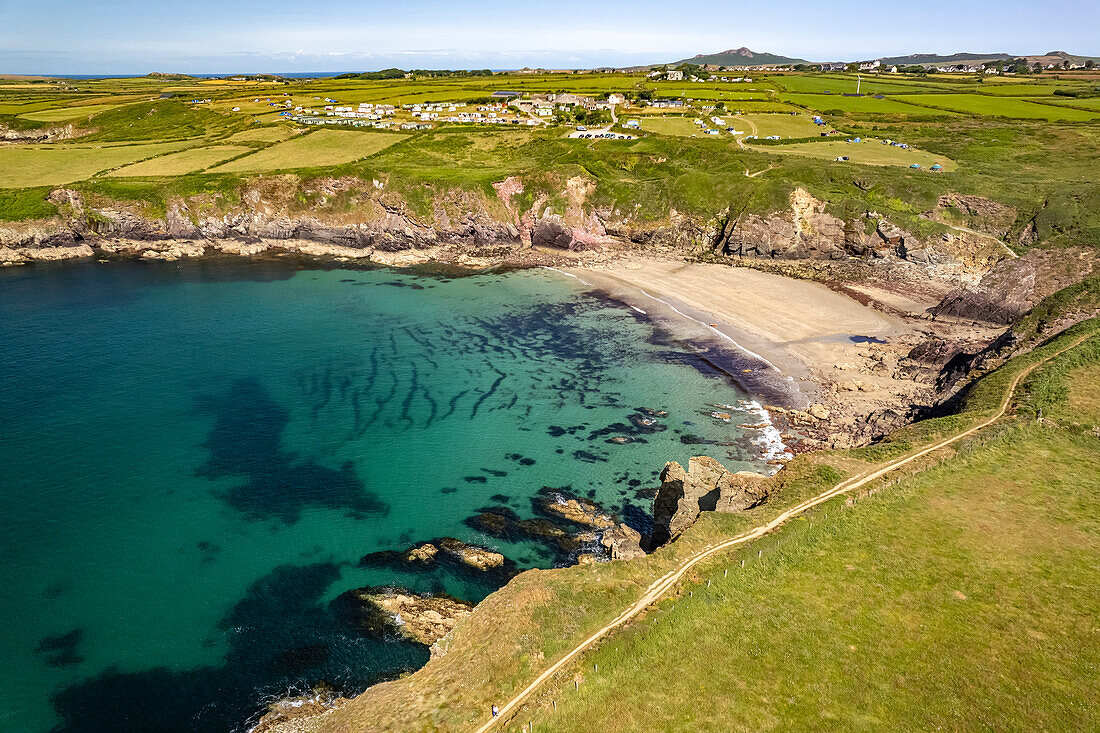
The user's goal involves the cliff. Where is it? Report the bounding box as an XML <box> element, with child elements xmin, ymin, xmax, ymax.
<box><xmin>2</xmin><ymin>180</ymin><xmax>999</xmax><ymax>279</ymax></box>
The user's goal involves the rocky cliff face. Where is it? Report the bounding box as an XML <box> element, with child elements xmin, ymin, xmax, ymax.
<box><xmin>2</xmin><ymin>183</ymin><xmax>1001</xmax><ymax>280</ymax></box>
<box><xmin>650</xmin><ymin>456</ymin><xmax>769</xmax><ymax>548</ymax></box>
<box><xmin>931</xmin><ymin>248</ymin><xmax>1097</xmax><ymax>325</ymax></box>
<box><xmin>0</xmin><ymin>122</ymin><xmax>79</xmax><ymax>143</ymax></box>
<box><xmin>0</xmin><ymin>177</ymin><xmax>643</xmax><ymax>268</ymax></box>
<box><xmin>709</xmin><ymin>189</ymin><xmax>947</xmax><ymax>266</ymax></box>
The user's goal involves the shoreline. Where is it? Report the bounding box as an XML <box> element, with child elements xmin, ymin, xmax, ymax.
<box><xmin>550</xmin><ymin>264</ymin><xmax>813</xmax><ymax>408</ymax></box>
<box><xmin>560</xmin><ymin>257</ymin><xmax>980</xmax><ymax>450</ymax></box>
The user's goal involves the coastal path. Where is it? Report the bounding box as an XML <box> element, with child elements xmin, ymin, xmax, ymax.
<box><xmin>475</xmin><ymin>331</ymin><xmax>1093</xmax><ymax>732</ymax></box>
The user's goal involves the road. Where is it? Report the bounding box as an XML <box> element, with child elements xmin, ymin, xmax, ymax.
<box><xmin>475</xmin><ymin>331</ymin><xmax>1092</xmax><ymax>732</ymax></box>
<box><xmin>511</xmin><ymin>101</ymin><xmax>548</xmax><ymax>126</ymax></box>
<box><xmin>734</xmin><ymin>116</ymin><xmax>758</xmax><ymax>150</ymax></box>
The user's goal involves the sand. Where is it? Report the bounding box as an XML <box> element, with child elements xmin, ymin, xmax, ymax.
<box><xmin>565</xmin><ymin>258</ymin><xmax>932</xmax><ymax>422</ymax></box>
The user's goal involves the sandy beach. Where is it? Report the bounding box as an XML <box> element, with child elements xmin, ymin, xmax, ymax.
<box><xmin>566</xmin><ymin>258</ymin><xmax>952</xmax><ymax>447</ymax></box>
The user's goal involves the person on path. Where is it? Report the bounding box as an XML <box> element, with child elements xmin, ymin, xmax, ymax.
<box><xmin>492</xmin><ymin>705</ymin><xmax>499</xmax><ymax>717</ymax></box>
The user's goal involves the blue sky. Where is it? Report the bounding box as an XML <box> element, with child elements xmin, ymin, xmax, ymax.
<box><xmin>1</xmin><ymin>0</ymin><xmax>1097</xmax><ymax>74</ymax></box>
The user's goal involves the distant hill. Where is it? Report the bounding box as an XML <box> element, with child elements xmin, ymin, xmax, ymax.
<box><xmin>869</xmin><ymin>51</ymin><xmax>1099</xmax><ymax>68</ymax></box>
<box><xmin>673</xmin><ymin>47</ymin><xmax>807</xmax><ymax>68</ymax></box>
<box><xmin>144</xmin><ymin>72</ymin><xmax>196</xmax><ymax>80</ymax></box>
<box><xmin>873</xmin><ymin>52</ymin><xmax>1012</xmax><ymax>66</ymax></box>
<box><xmin>1023</xmin><ymin>50</ymin><xmax>1100</xmax><ymax>65</ymax></box>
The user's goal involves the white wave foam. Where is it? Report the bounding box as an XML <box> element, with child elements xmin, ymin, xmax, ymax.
<box><xmin>540</xmin><ymin>266</ymin><xmax>592</xmax><ymax>286</ymax></box>
<box><xmin>729</xmin><ymin>399</ymin><xmax>794</xmax><ymax>472</ymax></box>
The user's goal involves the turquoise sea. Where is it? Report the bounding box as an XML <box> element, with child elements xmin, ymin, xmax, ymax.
<box><xmin>0</xmin><ymin>260</ymin><xmax>776</xmax><ymax>732</ymax></box>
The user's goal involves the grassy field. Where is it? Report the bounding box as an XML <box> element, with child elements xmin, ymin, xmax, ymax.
<box><xmin>637</xmin><ymin>113</ymin><xmax>822</xmax><ymax>139</ymax></box>
<box><xmin>108</xmin><ymin>145</ymin><xmax>253</xmax><ymax>177</ymax></box>
<box><xmin>0</xmin><ymin>99</ymin><xmax>80</xmax><ymax>115</ymax></box>
<box><xmin>18</xmin><ymin>102</ymin><xmax>125</xmax><ymax>122</ymax></box>
<box><xmin>638</xmin><ymin>116</ymin><xmax>709</xmax><ymax>137</ymax></box>
<box><xmin>774</xmin><ymin>73</ymin><xmax>933</xmax><ymax>95</ymax></box>
<box><xmin>892</xmin><ymin>93</ymin><xmax>1100</xmax><ymax>120</ymax></box>
<box><xmin>736</xmin><ymin>112</ymin><xmax>825</xmax><ymax>138</ymax></box>
<box><xmin>223</xmin><ymin>126</ymin><xmax>300</xmax><ymax>143</ymax></box>
<box><xmin>0</xmin><ymin>141</ymin><xmax>192</xmax><ymax>188</ymax></box>
<box><xmin>1037</xmin><ymin>96</ymin><xmax>1100</xmax><ymax>111</ymax></box>
<box><xmin>780</xmin><ymin>92</ymin><xmax>955</xmax><ymax>116</ymax></box>
<box><xmin>74</xmin><ymin>100</ymin><xmax>249</xmax><ymax>142</ymax></box>
<box><xmin>208</xmin><ymin>129</ymin><xmax>405</xmax><ymax>172</ymax></box>
<box><xmin>976</xmin><ymin>79</ymin><xmax>1092</xmax><ymax>96</ymax></box>
<box><xmin>752</xmin><ymin>137</ymin><xmax>957</xmax><ymax>170</ymax></box>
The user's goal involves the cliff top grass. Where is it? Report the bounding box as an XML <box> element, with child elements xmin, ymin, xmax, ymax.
<box><xmin>300</xmin><ymin>312</ymin><xmax>1100</xmax><ymax>732</ymax></box>
<box><xmin>207</xmin><ymin>129</ymin><xmax>405</xmax><ymax>173</ymax></box>
<box><xmin>0</xmin><ymin>140</ymin><xmax>193</xmax><ymax>188</ymax></box>
<box><xmin>751</xmin><ymin>137</ymin><xmax>957</xmax><ymax>170</ymax></box>
<box><xmin>107</xmin><ymin>145</ymin><xmax>253</xmax><ymax>177</ymax></box>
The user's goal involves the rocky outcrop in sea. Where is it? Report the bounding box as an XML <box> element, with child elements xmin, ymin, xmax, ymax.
<box><xmin>650</xmin><ymin>456</ymin><xmax>769</xmax><ymax>549</ymax></box>
<box><xmin>337</xmin><ymin>586</ymin><xmax>474</xmax><ymax>649</ymax></box>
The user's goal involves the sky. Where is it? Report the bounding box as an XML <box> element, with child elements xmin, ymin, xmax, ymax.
<box><xmin>1</xmin><ymin>0</ymin><xmax>1098</xmax><ymax>75</ymax></box>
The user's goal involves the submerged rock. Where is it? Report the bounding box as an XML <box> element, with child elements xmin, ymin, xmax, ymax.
<box><xmin>651</xmin><ymin>457</ymin><xmax>769</xmax><ymax>549</ymax></box>
<box><xmin>466</xmin><ymin>488</ymin><xmax>644</xmax><ymax>563</ymax></box>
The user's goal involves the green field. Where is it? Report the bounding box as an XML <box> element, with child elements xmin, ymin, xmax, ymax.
<box><xmin>0</xmin><ymin>99</ymin><xmax>75</xmax><ymax>115</ymax></box>
<box><xmin>977</xmin><ymin>80</ymin><xmax>1084</xmax><ymax>96</ymax></box>
<box><xmin>207</xmin><ymin>129</ymin><xmax>405</xmax><ymax>172</ymax></box>
<box><xmin>647</xmin><ymin>88</ymin><xmax>771</xmax><ymax>102</ymax></box>
<box><xmin>775</xmin><ymin>73</ymin><xmax>932</xmax><ymax>95</ymax></box>
<box><xmin>1038</xmin><ymin>96</ymin><xmax>1100</xmax><ymax>111</ymax></box>
<box><xmin>892</xmin><ymin>93</ymin><xmax>1100</xmax><ymax>120</ymax></box>
<box><xmin>638</xmin><ymin>116</ymin><xmax>709</xmax><ymax>137</ymax></box>
<box><xmin>780</xmin><ymin>92</ymin><xmax>954</xmax><ymax>115</ymax></box>
<box><xmin>736</xmin><ymin>112</ymin><xmax>824</xmax><ymax>138</ymax></box>
<box><xmin>0</xmin><ymin>141</ymin><xmax>191</xmax><ymax>188</ymax></box>
<box><xmin>754</xmin><ymin>137</ymin><xmax>956</xmax><ymax>170</ymax></box>
<box><xmin>714</xmin><ymin>100</ymin><xmax>803</xmax><ymax>113</ymax></box>
<box><xmin>18</xmin><ymin>102</ymin><xmax>125</xmax><ymax>122</ymax></box>
<box><xmin>108</xmin><ymin>145</ymin><xmax>252</xmax><ymax>177</ymax></box>
<box><xmin>223</xmin><ymin>126</ymin><xmax>299</xmax><ymax>143</ymax></box>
